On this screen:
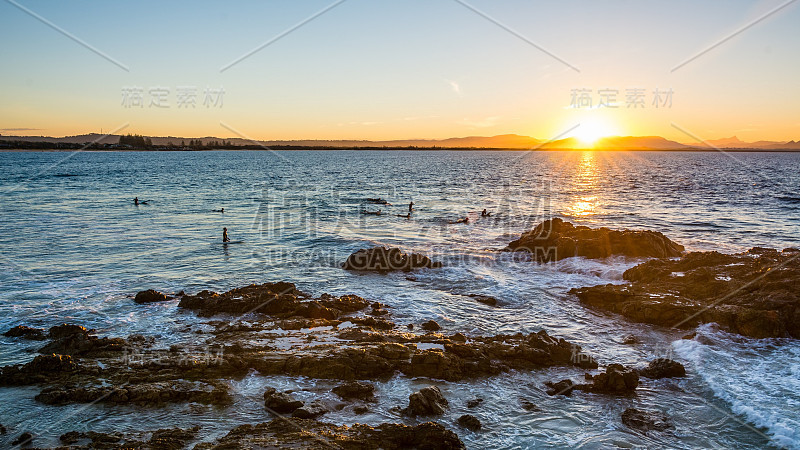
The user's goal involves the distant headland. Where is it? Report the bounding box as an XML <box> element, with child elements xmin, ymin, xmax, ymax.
<box><xmin>1</xmin><ymin>133</ymin><xmax>798</xmax><ymax>151</ymax></box>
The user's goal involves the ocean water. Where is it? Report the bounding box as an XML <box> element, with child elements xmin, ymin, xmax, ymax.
<box><xmin>0</xmin><ymin>150</ymin><xmax>798</xmax><ymax>448</ymax></box>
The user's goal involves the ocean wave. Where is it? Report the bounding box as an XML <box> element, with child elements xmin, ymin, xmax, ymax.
<box><xmin>674</xmin><ymin>324</ymin><xmax>800</xmax><ymax>449</ymax></box>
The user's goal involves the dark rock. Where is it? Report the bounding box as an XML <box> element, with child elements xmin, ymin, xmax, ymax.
<box><xmin>264</xmin><ymin>388</ymin><xmax>303</xmax><ymax>414</ymax></box>
<box><xmin>545</xmin><ymin>379</ymin><xmax>575</xmax><ymax>396</ymax></box>
<box><xmin>85</xmin><ymin>431</ymin><xmax>122</xmax><ymax>444</ymax></box>
<box><xmin>421</xmin><ymin>320</ymin><xmax>441</xmax><ymax>332</ymax></box>
<box><xmin>48</xmin><ymin>324</ymin><xmax>90</xmax><ymax>339</ymax></box>
<box><xmin>59</xmin><ymin>431</ymin><xmax>83</xmax><ymax>444</ymax></box>
<box><xmin>36</xmin><ymin>381</ymin><xmax>231</xmax><ymax>406</ymax></box>
<box><xmin>578</xmin><ymin>364</ymin><xmax>638</xmax><ymax>394</ymax></box>
<box><xmin>332</xmin><ymin>381</ymin><xmax>375</xmax><ymax>401</ymax></box>
<box><xmin>622</xmin><ymin>408</ymin><xmax>674</xmax><ymax>432</ymax></box>
<box><xmin>147</xmin><ymin>426</ymin><xmax>200</xmax><ymax>450</ymax></box>
<box><xmin>505</xmin><ymin>218</ymin><xmax>684</xmax><ymax>262</ymax></box>
<box><xmin>3</xmin><ymin>325</ymin><xmax>46</xmax><ymax>340</ymax></box>
<box><xmin>521</xmin><ymin>400</ymin><xmax>540</xmax><ymax>411</ymax></box>
<box><xmin>343</xmin><ymin>247</ymin><xmax>443</xmax><ymax>273</ymax></box>
<box><xmin>404</xmin><ymin>386</ymin><xmax>448</xmax><ymax>416</ymax></box>
<box><xmin>638</xmin><ymin>359</ymin><xmax>686</xmax><ymax>379</ymax></box>
<box><xmin>353</xmin><ymin>405</ymin><xmax>369</xmax><ymax>414</ymax></box>
<box><xmin>350</xmin><ymin>316</ymin><xmax>395</xmax><ymax>330</ymax></box>
<box><xmin>451</xmin><ymin>333</ymin><xmax>467</xmax><ymax>342</ymax></box>
<box><xmin>0</xmin><ymin>354</ymin><xmax>77</xmax><ymax>386</ymax></box>
<box><xmin>0</xmin><ymin>423</ymin><xmax>5</xmax><ymax>435</ymax></box>
<box><xmin>178</xmin><ymin>283</ymin><xmax>371</xmax><ymax>320</ymax></box>
<box><xmin>457</xmin><ymin>414</ymin><xmax>482</xmax><ymax>431</ymax></box>
<box><xmin>466</xmin><ymin>398</ymin><xmax>483</xmax><ymax>408</ymax></box>
<box><xmin>404</xmin><ymin>330</ymin><xmax>596</xmax><ymax>381</ymax></box>
<box><xmin>407</xmin><ymin>324</ymin><xmax>414</xmax><ymax>330</ymax></box>
<box><xmin>571</xmin><ymin>249</ymin><xmax>800</xmax><ymax>338</ymax></box>
<box><xmin>39</xmin><ymin>326</ymin><xmax>126</xmax><ymax>357</ymax></box>
<box><xmin>467</xmin><ymin>294</ymin><xmax>498</xmax><ymax>306</ymax></box>
<box><xmin>195</xmin><ymin>419</ymin><xmax>465</xmax><ymax>449</ymax></box>
<box><xmin>134</xmin><ymin>289</ymin><xmax>169</xmax><ymax>304</ymax></box>
<box><xmin>621</xmin><ymin>334</ymin><xmax>640</xmax><ymax>345</ymax></box>
<box><xmin>11</xmin><ymin>432</ymin><xmax>33</xmax><ymax>446</ymax></box>
<box><xmin>292</xmin><ymin>400</ymin><xmax>329</xmax><ymax>419</ymax></box>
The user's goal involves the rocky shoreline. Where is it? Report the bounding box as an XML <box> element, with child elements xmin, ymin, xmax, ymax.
<box><xmin>570</xmin><ymin>247</ymin><xmax>800</xmax><ymax>338</ymax></box>
<box><xmin>1</xmin><ymin>219</ymin><xmax>794</xmax><ymax>447</ymax></box>
<box><xmin>0</xmin><ymin>277</ymin><xmax>684</xmax><ymax>448</ymax></box>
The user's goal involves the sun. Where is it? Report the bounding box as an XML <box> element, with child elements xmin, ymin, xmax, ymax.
<box><xmin>573</xmin><ymin>118</ymin><xmax>618</xmax><ymax>147</ymax></box>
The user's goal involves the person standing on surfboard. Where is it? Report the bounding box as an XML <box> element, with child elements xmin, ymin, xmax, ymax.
<box><xmin>134</xmin><ymin>197</ymin><xmax>139</xmax><ymax>206</ymax></box>
<box><xmin>408</xmin><ymin>201</ymin><xmax>414</xmax><ymax>213</ymax></box>
<box><xmin>222</xmin><ymin>227</ymin><xmax>230</xmax><ymax>242</ymax></box>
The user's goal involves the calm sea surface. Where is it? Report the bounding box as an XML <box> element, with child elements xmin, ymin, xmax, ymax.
<box><xmin>1</xmin><ymin>150</ymin><xmax>798</xmax><ymax>448</ymax></box>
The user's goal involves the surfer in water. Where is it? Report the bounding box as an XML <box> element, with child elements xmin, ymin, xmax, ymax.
<box><xmin>223</xmin><ymin>227</ymin><xmax>230</xmax><ymax>242</ymax></box>
<box><xmin>449</xmin><ymin>217</ymin><xmax>469</xmax><ymax>224</ymax></box>
<box><xmin>213</xmin><ymin>207</ymin><xmax>224</xmax><ymax>213</ymax></box>
<box><xmin>481</xmin><ymin>209</ymin><xmax>492</xmax><ymax>217</ymax></box>
<box><xmin>408</xmin><ymin>201</ymin><xmax>414</xmax><ymax>213</ymax></box>
<box><xmin>134</xmin><ymin>197</ymin><xmax>139</xmax><ymax>206</ymax></box>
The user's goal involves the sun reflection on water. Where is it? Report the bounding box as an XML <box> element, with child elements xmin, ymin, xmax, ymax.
<box><xmin>566</xmin><ymin>151</ymin><xmax>601</xmax><ymax>217</ymax></box>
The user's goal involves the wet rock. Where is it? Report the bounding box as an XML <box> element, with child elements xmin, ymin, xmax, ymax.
<box><xmin>404</xmin><ymin>386</ymin><xmax>448</xmax><ymax>416</ymax></box>
<box><xmin>350</xmin><ymin>316</ymin><xmax>395</xmax><ymax>330</ymax></box>
<box><xmin>353</xmin><ymin>405</ymin><xmax>369</xmax><ymax>414</ymax></box>
<box><xmin>467</xmin><ymin>294</ymin><xmax>498</xmax><ymax>306</ymax></box>
<box><xmin>505</xmin><ymin>218</ymin><xmax>684</xmax><ymax>261</ymax></box>
<box><xmin>3</xmin><ymin>325</ymin><xmax>46</xmax><ymax>340</ymax></box>
<box><xmin>638</xmin><ymin>358</ymin><xmax>686</xmax><ymax>379</ymax></box>
<box><xmin>48</xmin><ymin>324</ymin><xmax>90</xmax><ymax>339</ymax></box>
<box><xmin>407</xmin><ymin>324</ymin><xmax>414</xmax><ymax>330</ymax></box>
<box><xmin>0</xmin><ymin>423</ymin><xmax>5</xmax><ymax>435</ymax></box>
<box><xmin>147</xmin><ymin>426</ymin><xmax>200</xmax><ymax>450</ymax></box>
<box><xmin>571</xmin><ymin>248</ymin><xmax>800</xmax><ymax>338</ymax></box>
<box><xmin>36</xmin><ymin>381</ymin><xmax>231</xmax><ymax>406</ymax></box>
<box><xmin>59</xmin><ymin>431</ymin><xmax>83</xmax><ymax>444</ymax></box>
<box><xmin>11</xmin><ymin>432</ymin><xmax>33</xmax><ymax>446</ymax></box>
<box><xmin>466</xmin><ymin>398</ymin><xmax>483</xmax><ymax>408</ymax></box>
<box><xmin>264</xmin><ymin>388</ymin><xmax>303</xmax><ymax>413</ymax></box>
<box><xmin>521</xmin><ymin>400</ymin><xmax>540</xmax><ymax>411</ymax></box>
<box><xmin>127</xmin><ymin>333</ymin><xmax>156</xmax><ymax>347</ymax></box>
<box><xmin>195</xmin><ymin>418</ymin><xmax>465</xmax><ymax>449</ymax></box>
<box><xmin>332</xmin><ymin>381</ymin><xmax>376</xmax><ymax>401</ymax></box>
<box><xmin>404</xmin><ymin>330</ymin><xmax>595</xmax><ymax>381</ymax></box>
<box><xmin>451</xmin><ymin>333</ymin><xmax>467</xmax><ymax>342</ymax></box>
<box><xmin>134</xmin><ymin>289</ymin><xmax>169</xmax><ymax>304</ymax></box>
<box><xmin>0</xmin><ymin>354</ymin><xmax>77</xmax><ymax>386</ymax></box>
<box><xmin>578</xmin><ymin>364</ymin><xmax>638</xmax><ymax>394</ymax></box>
<box><xmin>292</xmin><ymin>400</ymin><xmax>329</xmax><ymax>419</ymax></box>
<box><xmin>622</xmin><ymin>408</ymin><xmax>674</xmax><ymax>432</ymax></box>
<box><xmin>178</xmin><ymin>282</ymin><xmax>371</xmax><ymax>320</ymax></box>
<box><xmin>421</xmin><ymin>320</ymin><xmax>441</xmax><ymax>332</ymax></box>
<box><xmin>343</xmin><ymin>247</ymin><xmax>443</xmax><ymax>272</ymax></box>
<box><xmin>545</xmin><ymin>379</ymin><xmax>576</xmax><ymax>396</ymax></box>
<box><xmin>85</xmin><ymin>431</ymin><xmax>122</xmax><ymax>444</ymax></box>
<box><xmin>38</xmin><ymin>326</ymin><xmax>126</xmax><ymax>357</ymax></box>
<box><xmin>621</xmin><ymin>334</ymin><xmax>640</xmax><ymax>345</ymax></box>
<box><xmin>457</xmin><ymin>414</ymin><xmax>482</xmax><ymax>431</ymax></box>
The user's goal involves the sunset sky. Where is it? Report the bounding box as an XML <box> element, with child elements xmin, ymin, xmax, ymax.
<box><xmin>1</xmin><ymin>0</ymin><xmax>798</xmax><ymax>143</ymax></box>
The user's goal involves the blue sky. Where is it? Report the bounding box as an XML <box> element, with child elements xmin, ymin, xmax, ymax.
<box><xmin>1</xmin><ymin>0</ymin><xmax>798</xmax><ymax>141</ymax></box>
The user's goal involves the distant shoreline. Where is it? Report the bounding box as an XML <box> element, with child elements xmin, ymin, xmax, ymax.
<box><xmin>2</xmin><ymin>147</ymin><xmax>800</xmax><ymax>153</ymax></box>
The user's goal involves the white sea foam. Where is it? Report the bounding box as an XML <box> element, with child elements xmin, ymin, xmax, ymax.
<box><xmin>674</xmin><ymin>324</ymin><xmax>800</xmax><ymax>449</ymax></box>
